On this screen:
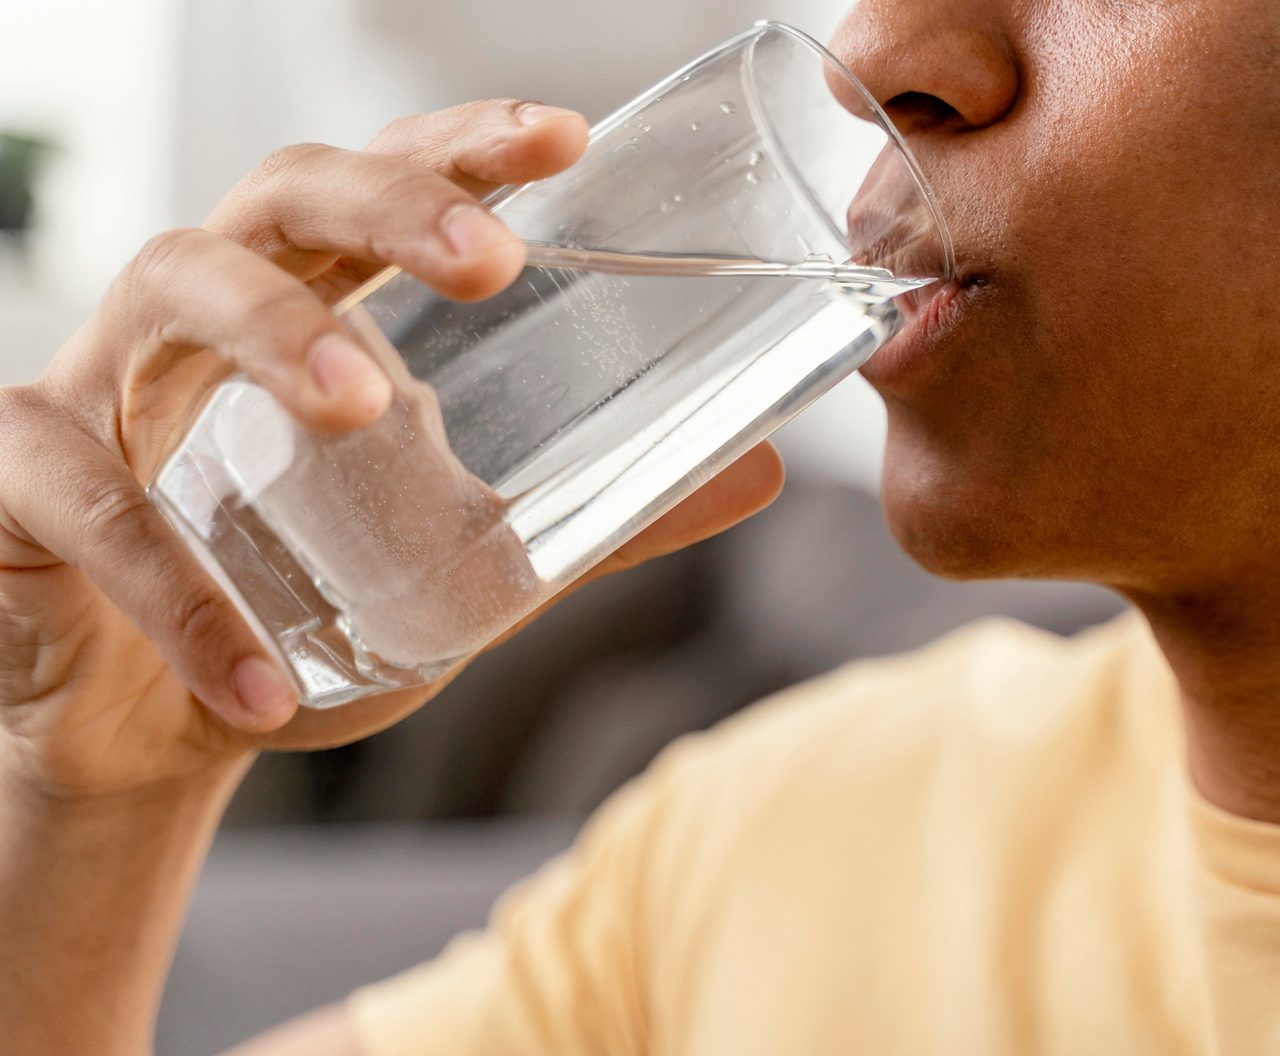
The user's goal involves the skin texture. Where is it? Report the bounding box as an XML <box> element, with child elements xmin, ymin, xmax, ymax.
<box><xmin>829</xmin><ymin>0</ymin><xmax>1280</xmax><ymax>821</ymax></box>
<box><xmin>2</xmin><ymin>0</ymin><xmax>1279</xmax><ymax>1051</ymax></box>
<box><xmin>0</xmin><ymin>103</ymin><xmax>784</xmax><ymax>794</ymax></box>
<box><xmin>0</xmin><ymin>100</ymin><xmax>782</xmax><ymax>1056</ymax></box>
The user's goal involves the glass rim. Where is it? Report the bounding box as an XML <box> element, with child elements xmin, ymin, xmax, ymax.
<box><xmin>342</xmin><ymin>18</ymin><xmax>957</xmax><ymax>313</ymax></box>
<box><xmin>746</xmin><ymin>20</ymin><xmax>956</xmax><ymax>281</ymax></box>
<box><xmin>557</xmin><ymin>18</ymin><xmax>956</xmax><ymax>282</ymax></box>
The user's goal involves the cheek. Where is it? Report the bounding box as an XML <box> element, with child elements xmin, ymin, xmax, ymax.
<box><xmin>871</xmin><ymin>0</ymin><xmax>1280</xmax><ymax>582</ymax></box>
<box><xmin>1012</xmin><ymin>2</ymin><xmax>1278</xmax><ymax>330</ymax></box>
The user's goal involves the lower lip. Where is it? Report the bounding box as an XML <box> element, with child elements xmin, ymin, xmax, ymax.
<box><xmin>859</xmin><ymin>280</ymin><xmax>980</xmax><ymax>389</ymax></box>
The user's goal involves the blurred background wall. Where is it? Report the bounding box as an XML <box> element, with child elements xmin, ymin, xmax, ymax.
<box><xmin>3</xmin><ymin>0</ymin><xmax>890</xmax><ymax>487</ymax></box>
<box><xmin>2</xmin><ymin>2</ymin><xmax>1123</xmax><ymax>1051</ymax></box>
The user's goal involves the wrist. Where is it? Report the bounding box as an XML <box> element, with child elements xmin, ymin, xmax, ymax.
<box><xmin>3</xmin><ymin>749</ymin><xmax>253</xmax><ymax>838</ymax></box>
<box><xmin>1</xmin><ymin>721</ymin><xmax>257</xmax><ymax>811</ymax></box>
<box><xmin>0</xmin><ymin>748</ymin><xmax>253</xmax><ymax>1056</ymax></box>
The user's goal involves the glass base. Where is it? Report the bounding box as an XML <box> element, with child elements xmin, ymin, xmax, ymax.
<box><xmin>148</xmin><ymin>448</ymin><xmax>455</xmax><ymax>710</ymax></box>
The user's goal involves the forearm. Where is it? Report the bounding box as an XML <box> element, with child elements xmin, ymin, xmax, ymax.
<box><xmin>0</xmin><ymin>754</ymin><xmax>252</xmax><ymax>1056</ymax></box>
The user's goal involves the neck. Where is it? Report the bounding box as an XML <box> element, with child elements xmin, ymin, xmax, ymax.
<box><xmin>1128</xmin><ymin>582</ymin><xmax>1280</xmax><ymax>825</ymax></box>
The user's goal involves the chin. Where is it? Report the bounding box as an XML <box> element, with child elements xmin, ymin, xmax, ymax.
<box><xmin>881</xmin><ymin>483</ymin><xmax>1012</xmax><ymax>581</ymax></box>
<box><xmin>877</xmin><ymin>440</ymin><xmax>1058</xmax><ymax>584</ymax></box>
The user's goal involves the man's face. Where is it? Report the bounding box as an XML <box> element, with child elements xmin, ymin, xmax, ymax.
<box><xmin>831</xmin><ymin>0</ymin><xmax>1280</xmax><ymax>593</ymax></box>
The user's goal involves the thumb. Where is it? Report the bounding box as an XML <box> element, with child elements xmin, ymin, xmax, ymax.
<box><xmin>0</xmin><ymin>387</ymin><xmax>297</xmax><ymax>731</ymax></box>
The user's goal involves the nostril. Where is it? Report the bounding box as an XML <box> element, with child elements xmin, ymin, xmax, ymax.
<box><xmin>883</xmin><ymin>91</ymin><xmax>963</xmax><ymax>133</ymax></box>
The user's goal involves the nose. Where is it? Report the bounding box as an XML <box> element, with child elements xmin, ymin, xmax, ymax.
<box><xmin>828</xmin><ymin>2</ymin><xmax>1020</xmax><ymax>133</ymax></box>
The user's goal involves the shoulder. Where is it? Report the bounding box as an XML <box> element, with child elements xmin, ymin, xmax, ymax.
<box><xmin>635</xmin><ymin>610</ymin><xmax>1178</xmax><ymax>875</ymax></box>
<box><xmin>661</xmin><ymin>611</ymin><xmax>1160</xmax><ymax>788</ymax></box>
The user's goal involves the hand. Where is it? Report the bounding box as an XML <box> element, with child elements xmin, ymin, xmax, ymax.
<box><xmin>0</xmin><ymin>100</ymin><xmax>784</xmax><ymax>800</ymax></box>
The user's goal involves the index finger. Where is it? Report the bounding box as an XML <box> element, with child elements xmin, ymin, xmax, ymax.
<box><xmin>366</xmin><ymin>99</ymin><xmax>590</xmax><ymax>195</ymax></box>
<box><xmin>206</xmin><ymin>99</ymin><xmax>589</xmax><ymax>285</ymax></box>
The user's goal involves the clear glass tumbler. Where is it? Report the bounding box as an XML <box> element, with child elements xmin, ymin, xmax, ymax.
<box><xmin>149</xmin><ymin>21</ymin><xmax>954</xmax><ymax>708</ymax></box>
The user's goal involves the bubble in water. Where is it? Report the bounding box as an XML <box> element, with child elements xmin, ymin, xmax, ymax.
<box><xmin>747</xmin><ymin>150</ymin><xmax>763</xmax><ymax>166</ymax></box>
<box><xmin>745</xmin><ymin>171</ymin><xmax>761</xmax><ymax>185</ymax></box>
<box><xmin>542</xmin><ymin>383</ymin><xmax>570</xmax><ymax>408</ymax></box>
<box><xmin>690</xmin><ymin>120</ymin><xmax>702</xmax><ymax>132</ymax></box>
<box><xmin>719</xmin><ymin>100</ymin><xmax>738</xmax><ymax>115</ymax></box>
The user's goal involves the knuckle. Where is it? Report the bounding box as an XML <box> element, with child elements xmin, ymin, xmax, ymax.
<box><xmin>245</xmin><ymin>142</ymin><xmax>329</xmax><ymax>190</ymax></box>
<box><xmin>372</xmin><ymin>114</ymin><xmax>426</xmax><ymax>151</ymax></box>
<box><xmin>240</xmin><ymin>284</ymin><xmax>324</xmax><ymax>335</ymax></box>
<box><xmin>451</xmin><ymin>128</ymin><xmax>508</xmax><ymax>171</ymax></box>
<box><xmin>377</xmin><ymin>166</ymin><xmax>460</xmax><ymax>223</ymax></box>
<box><xmin>169</xmin><ymin>587</ymin><xmax>229</xmax><ymax>653</ymax></box>
<box><xmin>372</xmin><ymin>102</ymin><xmax>518</xmax><ymax>164</ymax></box>
<box><xmin>492</xmin><ymin>97</ymin><xmax>533</xmax><ymax>118</ymax></box>
<box><xmin>459</xmin><ymin>97</ymin><xmax>525</xmax><ymax>120</ymax></box>
<box><xmin>78</xmin><ymin>480</ymin><xmax>152</xmax><ymax>553</ymax></box>
<box><xmin>435</xmin><ymin>99</ymin><xmax>527</xmax><ymax>145</ymax></box>
<box><xmin>124</xmin><ymin>228</ymin><xmax>204</xmax><ymax>294</ymax></box>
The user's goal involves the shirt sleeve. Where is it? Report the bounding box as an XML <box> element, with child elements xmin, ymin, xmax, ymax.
<box><xmin>346</xmin><ymin>757</ymin><xmax>671</xmax><ymax>1056</ymax></box>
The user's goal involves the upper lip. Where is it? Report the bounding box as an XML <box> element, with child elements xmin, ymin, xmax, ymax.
<box><xmin>843</xmin><ymin>146</ymin><xmax>955</xmax><ymax>282</ymax></box>
<box><xmin>839</xmin><ymin>152</ymin><xmax>988</xmax><ymax>331</ymax></box>
<box><xmin>856</xmin><ymin>268</ymin><xmax>987</xmax><ymax>389</ymax></box>
<box><xmin>844</xmin><ymin>211</ymin><xmax>951</xmax><ymax>283</ymax></box>
<box><xmin>897</xmin><ymin>269</ymin><xmax>987</xmax><ymax>334</ymax></box>
<box><xmin>896</xmin><ymin>273</ymin><xmax>970</xmax><ymax>319</ymax></box>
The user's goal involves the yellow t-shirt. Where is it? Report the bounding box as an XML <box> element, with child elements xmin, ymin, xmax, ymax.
<box><xmin>348</xmin><ymin>613</ymin><xmax>1280</xmax><ymax>1055</ymax></box>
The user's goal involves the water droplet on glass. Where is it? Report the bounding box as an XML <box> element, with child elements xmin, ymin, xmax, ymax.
<box><xmin>672</xmin><ymin>193</ymin><xmax>684</xmax><ymax>203</ymax></box>
<box><xmin>719</xmin><ymin>100</ymin><xmax>738</xmax><ymax>115</ymax></box>
<box><xmin>747</xmin><ymin>150</ymin><xmax>763</xmax><ymax>167</ymax></box>
<box><xmin>745</xmin><ymin>171</ymin><xmax>761</xmax><ymax>185</ymax></box>
<box><xmin>690</xmin><ymin>120</ymin><xmax>702</xmax><ymax>132</ymax></box>
<box><xmin>639</xmin><ymin>121</ymin><xmax>652</xmax><ymax>133</ymax></box>
<box><xmin>659</xmin><ymin>200</ymin><xmax>675</xmax><ymax>214</ymax></box>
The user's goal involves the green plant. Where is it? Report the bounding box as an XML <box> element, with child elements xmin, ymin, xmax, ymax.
<box><xmin>0</xmin><ymin>131</ymin><xmax>56</xmax><ymax>235</ymax></box>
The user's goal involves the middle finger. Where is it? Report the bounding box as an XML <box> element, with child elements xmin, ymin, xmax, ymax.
<box><xmin>205</xmin><ymin>142</ymin><xmax>527</xmax><ymax>303</ymax></box>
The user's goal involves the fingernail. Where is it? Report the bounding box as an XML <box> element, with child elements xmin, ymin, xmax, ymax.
<box><xmin>516</xmin><ymin>103</ymin><xmax>581</xmax><ymax>127</ymax></box>
<box><xmin>232</xmin><ymin>656</ymin><xmax>295</xmax><ymax>718</ymax></box>
<box><xmin>307</xmin><ymin>333</ymin><xmax>392</xmax><ymax>404</ymax></box>
<box><xmin>441</xmin><ymin>203</ymin><xmax>515</xmax><ymax>256</ymax></box>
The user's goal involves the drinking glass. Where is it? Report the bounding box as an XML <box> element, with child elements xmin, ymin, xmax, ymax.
<box><xmin>149</xmin><ymin>21</ymin><xmax>954</xmax><ymax>707</ymax></box>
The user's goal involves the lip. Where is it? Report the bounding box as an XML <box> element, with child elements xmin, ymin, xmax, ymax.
<box><xmin>858</xmin><ymin>275</ymin><xmax>986</xmax><ymax>390</ymax></box>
